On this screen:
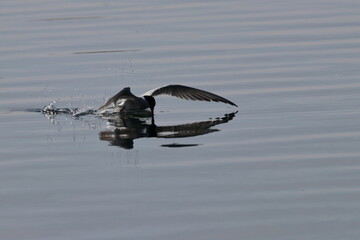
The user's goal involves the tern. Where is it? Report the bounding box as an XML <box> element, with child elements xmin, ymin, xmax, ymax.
<box><xmin>98</xmin><ymin>84</ymin><xmax>237</xmax><ymax>122</ymax></box>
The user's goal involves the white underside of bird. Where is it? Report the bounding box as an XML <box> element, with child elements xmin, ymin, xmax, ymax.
<box><xmin>98</xmin><ymin>84</ymin><xmax>237</xmax><ymax>114</ymax></box>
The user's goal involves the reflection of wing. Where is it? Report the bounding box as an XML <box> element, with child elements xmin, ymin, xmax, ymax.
<box><xmin>155</xmin><ymin>123</ymin><xmax>219</xmax><ymax>138</ymax></box>
<box><xmin>98</xmin><ymin>111</ymin><xmax>237</xmax><ymax>149</ymax></box>
<box><xmin>143</xmin><ymin>85</ymin><xmax>237</xmax><ymax>107</ymax></box>
<box><xmin>99</xmin><ymin>130</ymin><xmax>135</xmax><ymax>149</ymax></box>
<box><xmin>103</xmin><ymin>111</ymin><xmax>152</xmax><ymax>128</ymax></box>
<box><xmin>156</xmin><ymin>112</ymin><xmax>236</xmax><ymax>138</ymax></box>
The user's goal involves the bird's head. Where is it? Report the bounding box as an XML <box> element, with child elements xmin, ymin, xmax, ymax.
<box><xmin>143</xmin><ymin>95</ymin><xmax>156</xmax><ymax>111</ymax></box>
<box><xmin>143</xmin><ymin>95</ymin><xmax>156</xmax><ymax>124</ymax></box>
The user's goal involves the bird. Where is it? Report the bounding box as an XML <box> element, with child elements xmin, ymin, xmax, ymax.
<box><xmin>98</xmin><ymin>84</ymin><xmax>237</xmax><ymax>123</ymax></box>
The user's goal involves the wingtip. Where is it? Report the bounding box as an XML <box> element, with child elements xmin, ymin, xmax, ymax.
<box><xmin>223</xmin><ymin>96</ymin><xmax>237</xmax><ymax>107</ymax></box>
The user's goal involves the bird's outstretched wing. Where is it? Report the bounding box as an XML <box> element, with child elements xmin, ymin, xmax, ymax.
<box><xmin>142</xmin><ymin>85</ymin><xmax>237</xmax><ymax>107</ymax></box>
<box><xmin>98</xmin><ymin>87</ymin><xmax>136</xmax><ymax>111</ymax></box>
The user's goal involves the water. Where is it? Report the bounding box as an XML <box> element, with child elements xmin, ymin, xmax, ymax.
<box><xmin>1</xmin><ymin>0</ymin><xmax>360</xmax><ymax>239</ymax></box>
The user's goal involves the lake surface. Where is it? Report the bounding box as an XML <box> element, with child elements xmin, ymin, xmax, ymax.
<box><xmin>1</xmin><ymin>0</ymin><xmax>360</xmax><ymax>239</ymax></box>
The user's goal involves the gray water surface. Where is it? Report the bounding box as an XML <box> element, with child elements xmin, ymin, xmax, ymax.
<box><xmin>1</xmin><ymin>0</ymin><xmax>360</xmax><ymax>239</ymax></box>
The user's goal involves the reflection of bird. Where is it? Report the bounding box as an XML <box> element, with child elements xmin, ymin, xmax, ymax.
<box><xmin>99</xmin><ymin>111</ymin><xmax>237</xmax><ymax>149</ymax></box>
<box><xmin>98</xmin><ymin>85</ymin><xmax>237</xmax><ymax>123</ymax></box>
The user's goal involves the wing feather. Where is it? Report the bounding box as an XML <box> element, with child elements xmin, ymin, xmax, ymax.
<box><xmin>143</xmin><ymin>85</ymin><xmax>237</xmax><ymax>107</ymax></box>
<box><xmin>98</xmin><ymin>87</ymin><xmax>137</xmax><ymax>111</ymax></box>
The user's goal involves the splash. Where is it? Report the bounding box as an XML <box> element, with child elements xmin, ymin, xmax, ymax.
<box><xmin>41</xmin><ymin>102</ymin><xmax>96</xmax><ymax>117</ymax></box>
